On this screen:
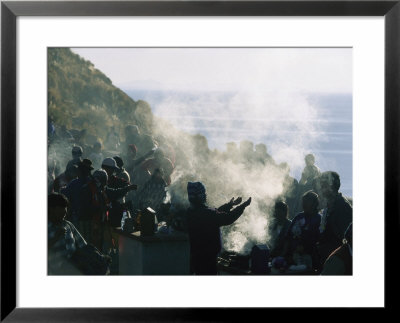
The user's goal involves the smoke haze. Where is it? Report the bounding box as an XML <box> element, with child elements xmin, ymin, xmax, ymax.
<box><xmin>64</xmin><ymin>48</ymin><xmax>352</xmax><ymax>254</ymax></box>
<box><xmin>149</xmin><ymin>90</ymin><xmax>327</xmax><ymax>254</ymax></box>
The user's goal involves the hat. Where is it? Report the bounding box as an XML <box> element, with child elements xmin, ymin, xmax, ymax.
<box><xmin>113</xmin><ymin>156</ymin><xmax>123</xmax><ymax>169</ymax></box>
<box><xmin>187</xmin><ymin>181</ymin><xmax>206</xmax><ymax>204</ymax></box>
<box><xmin>101</xmin><ymin>157</ymin><xmax>118</xmax><ymax>169</ymax></box>
<box><xmin>72</xmin><ymin>145</ymin><xmax>83</xmax><ymax>155</ymax></box>
<box><xmin>78</xmin><ymin>158</ymin><xmax>94</xmax><ymax>170</ymax></box>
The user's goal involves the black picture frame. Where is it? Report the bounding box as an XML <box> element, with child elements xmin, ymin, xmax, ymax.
<box><xmin>1</xmin><ymin>0</ymin><xmax>398</xmax><ymax>321</ymax></box>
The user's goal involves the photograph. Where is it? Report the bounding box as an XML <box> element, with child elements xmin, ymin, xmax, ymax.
<box><xmin>2</xmin><ymin>0</ymin><xmax>396</xmax><ymax>318</ymax></box>
<box><xmin>47</xmin><ymin>47</ymin><xmax>353</xmax><ymax>276</ymax></box>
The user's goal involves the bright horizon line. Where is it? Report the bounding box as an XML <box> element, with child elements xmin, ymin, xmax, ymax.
<box><xmin>121</xmin><ymin>86</ymin><xmax>352</xmax><ymax>95</ymax></box>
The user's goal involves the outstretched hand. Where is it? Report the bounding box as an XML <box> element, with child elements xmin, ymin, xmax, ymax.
<box><xmin>229</xmin><ymin>197</ymin><xmax>242</xmax><ymax>206</ymax></box>
<box><xmin>242</xmin><ymin>197</ymin><xmax>252</xmax><ymax>208</ymax></box>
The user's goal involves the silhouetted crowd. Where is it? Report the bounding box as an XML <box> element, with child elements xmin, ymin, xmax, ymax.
<box><xmin>48</xmin><ymin>121</ymin><xmax>176</xmax><ymax>275</ymax></box>
<box><xmin>266</xmin><ymin>171</ymin><xmax>352</xmax><ymax>275</ymax></box>
<box><xmin>48</xmin><ymin>118</ymin><xmax>352</xmax><ymax>276</ymax></box>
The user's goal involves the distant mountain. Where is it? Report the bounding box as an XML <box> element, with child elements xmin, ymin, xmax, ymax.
<box><xmin>48</xmin><ymin>48</ymin><xmax>154</xmax><ymax>141</ymax></box>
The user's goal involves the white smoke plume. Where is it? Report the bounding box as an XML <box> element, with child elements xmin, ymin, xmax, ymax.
<box><xmin>151</xmin><ymin>90</ymin><xmax>323</xmax><ymax>254</ymax></box>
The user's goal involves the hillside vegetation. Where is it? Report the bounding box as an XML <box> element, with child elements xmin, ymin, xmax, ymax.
<box><xmin>48</xmin><ymin>48</ymin><xmax>153</xmax><ymax>141</ymax></box>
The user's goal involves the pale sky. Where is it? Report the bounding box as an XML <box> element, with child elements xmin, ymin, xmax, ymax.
<box><xmin>71</xmin><ymin>48</ymin><xmax>352</xmax><ymax>93</ymax></box>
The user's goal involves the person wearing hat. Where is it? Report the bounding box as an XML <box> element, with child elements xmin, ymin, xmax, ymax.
<box><xmin>106</xmin><ymin>157</ymin><xmax>131</xmax><ymax>272</ymax></box>
<box><xmin>101</xmin><ymin>157</ymin><xmax>132</xmax><ymax>202</ymax></box>
<box><xmin>79</xmin><ymin>168</ymin><xmax>137</xmax><ymax>254</ymax></box>
<box><xmin>113</xmin><ymin>156</ymin><xmax>130</xmax><ymax>183</ymax></box>
<box><xmin>66</xmin><ymin>145</ymin><xmax>83</xmax><ymax>171</ymax></box>
<box><xmin>186</xmin><ymin>181</ymin><xmax>252</xmax><ymax>275</ymax></box>
<box><xmin>299</xmin><ymin>154</ymin><xmax>321</xmax><ymax>187</ymax></box>
<box><xmin>101</xmin><ymin>157</ymin><xmax>119</xmax><ymax>178</ymax></box>
<box><xmin>102</xmin><ymin>157</ymin><xmax>131</xmax><ymax>231</ymax></box>
<box><xmin>61</xmin><ymin>158</ymin><xmax>94</xmax><ymax>228</ymax></box>
<box><xmin>321</xmin><ymin>223</ymin><xmax>352</xmax><ymax>275</ymax></box>
<box><xmin>283</xmin><ymin>190</ymin><xmax>321</xmax><ymax>272</ymax></box>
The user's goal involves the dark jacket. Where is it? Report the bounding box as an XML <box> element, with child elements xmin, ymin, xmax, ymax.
<box><xmin>61</xmin><ymin>176</ymin><xmax>90</xmax><ymax>224</ymax></box>
<box><xmin>187</xmin><ymin>202</ymin><xmax>247</xmax><ymax>258</ymax></box>
<box><xmin>78</xmin><ymin>181</ymin><xmax>133</xmax><ymax>249</ymax></box>
<box><xmin>79</xmin><ymin>181</ymin><xmax>109</xmax><ymax>222</ymax></box>
<box><xmin>79</xmin><ymin>181</ymin><xmax>132</xmax><ymax>222</ymax></box>
<box><xmin>186</xmin><ymin>202</ymin><xmax>248</xmax><ymax>274</ymax></box>
<box><xmin>268</xmin><ymin>218</ymin><xmax>292</xmax><ymax>257</ymax></box>
<box><xmin>319</xmin><ymin>193</ymin><xmax>352</xmax><ymax>262</ymax></box>
<box><xmin>286</xmin><ymin>212</ymin><xmax>321</xmax><ymax>256</ymax></box>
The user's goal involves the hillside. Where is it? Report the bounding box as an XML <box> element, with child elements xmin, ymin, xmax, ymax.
<box><xmin>48</xmin><ymin>48</ymin><xmax>153</xmax><ymax>141</ymax></box>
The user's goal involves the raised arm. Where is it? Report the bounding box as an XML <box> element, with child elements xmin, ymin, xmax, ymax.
<box><xmin>216</xmin><ymin>197</ymin><xmax>251</xmax><ymax>227</ymax></box>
